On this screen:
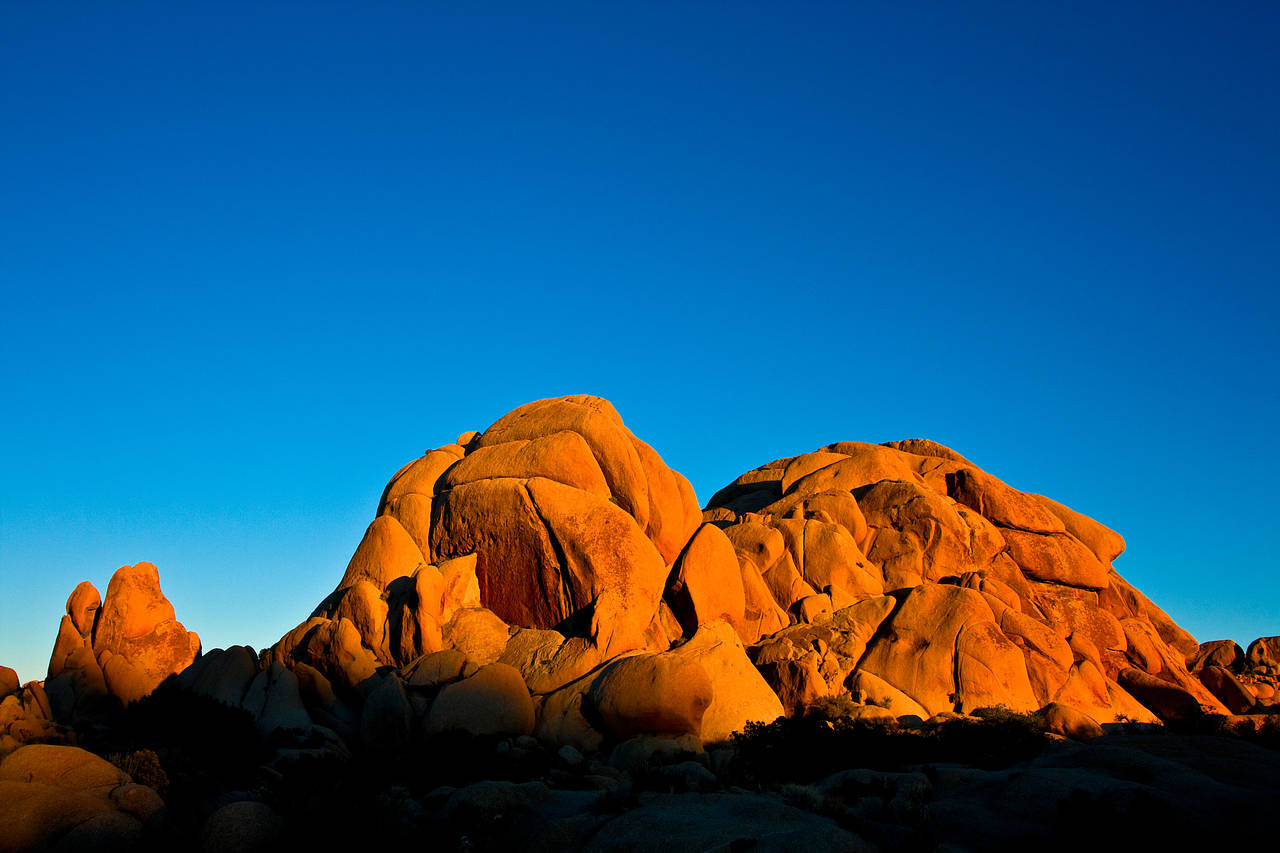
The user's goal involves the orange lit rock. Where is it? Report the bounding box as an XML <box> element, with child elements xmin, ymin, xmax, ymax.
<box><xmin>334</xmin><ymin>515</ymin><xmax>426</xmax><ymax>594</ymax></box>
<box><xmin>1198</xmin><ymin>665</ymin><xmax>1255</xmax><ymax>714</ymax></box>
<box><xmin>45</xmin><ymin>563</ymin><xmax>199</xmax><ymax>712</ymax></box>
<box><xmin>667</xmin><ymin>523</ymin><xmax>747</xmax><ymax>638</ymax></box>
<box><xmin>1002</xmin><ymin>530</ymin><xmax>1110</xmax><ymax>591</ymax></box>
<box><xmin>426</xmin><ymin>662</ymin><xmax>535</xmax><ymax>737</ymax></box>
<box><xmin>665</xmin><ymin>621</ymin><xmax>784</xmax><ymax>743</ymax></box>
<box><xmin>66</xmin><ymin>582</ymin><xmax>101</xmax><ymax>637</ymax></box>
<box><xmin>249</xmin><ymin>397</ymin><xmax>1236</xmax><ymax>747</ymax></box>
<box><xmin>440</xmin><ymin>430</ymin><xmax>611</xmax><ymax>498</ymax></box>
<box><xmin>499</xmin><ymin>628</ymin><xmax>601</xmax><ymax>695</ymax></box>
<box><xmin>855</xmin><ymin>584</ymin><xmax>1037</xmax><ymax>716</ymax></box>
<box><xmin>1039</xmin><ymin>702</ymin><xmax>1103</xmax><ymax>740</ymax></box>
<box><xmin>588</xmin><ymin>653</ymin><xmax>714</xmax><ymax>738</ymax></box>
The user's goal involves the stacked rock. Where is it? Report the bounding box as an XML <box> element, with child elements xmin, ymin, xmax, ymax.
<box><xmin>31</xmin><ymin>395</ymin><xmax>1274</xmax><ymax>757</ymax></box>
<box><xmin>250</xmin><ymin>394</ymin><xmax>1251</xmax><ymax>754</ymax></box>
<box><xmin>44</xmin><ymin>563</ymin><xmax>200</xmax><ymax>718</ymax></box>
<box><xmin>705</xmin><ymin>438</ymin><xmax>1228</xmax><ymax>722</ymax></box>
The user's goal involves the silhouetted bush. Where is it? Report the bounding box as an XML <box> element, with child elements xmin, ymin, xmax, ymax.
<box><xmin>108</xmin><ymin>748</ymin><xmax>169</xmax><ymax>797</ymax></box>
<box><xmin>109</xmin><ymin>684</ymin><xmax>265</xmax><ymax>782</ymax></box>
<box><xmin>728</xmin><ymin>709</ymin><xmax>1054</xmax><ymax>786</ymax></box>
<box><xmin>1163</xmin><ymin>709</ymin><xmax>1280</xmax><ymax>750</ymax></box>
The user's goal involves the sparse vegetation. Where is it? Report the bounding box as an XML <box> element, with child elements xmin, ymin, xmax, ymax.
<box><xmin>108</xmin><ymin>748</ymin><xmax>169</xmax><ymax>797</ymax></box>
<box><xmin>727</xmin><ymin>705</ymin><xmax>1055</xmax><ymax>786</ymax></box>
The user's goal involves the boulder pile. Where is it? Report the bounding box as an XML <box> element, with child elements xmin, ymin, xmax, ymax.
<box><xmin>6</xmin><ymin>395</ymin><xmax>1280</xmax><ymax>850</ymax></box>
<box><xmin>18</xmin><ymin>396</ymin><xmax>1280</xmax><ymax>758</ymax></box>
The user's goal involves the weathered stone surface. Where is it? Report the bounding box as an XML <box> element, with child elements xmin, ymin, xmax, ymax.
<box><xmin>1117</xmin><ymin>668</ymin><xmax>1202</xmax><ymax>720</ymax></box>
<box><xmin>379</xmin><ymin>447</ymin><xmax>462</xmax><ymax>512</ymax></box>
<box><xmin>441</xmin><ymin>430</ymin><xmax>611</xmax><ymax>498</ymax></box>
<box><xmin>44</xmin><ymin>563</ymin><xmax>199</xmax><ymax>714</ymax></box>
<box><xmin>1189</xmin><ymin>639</ymin><xmax>1243</xmax><ymax>673</ymax></box>
<box><xmin>442</xmin><ymin>607</ymin><xmax>510</xmax><ymax>666</ymax></box>
<box><xmin>1199</xmin><ymin>665</ymin><xmax>1255</xmax><ymax>714</ymax></box>
<box><xmin>498</xmin><ymin>628</ymin><xmax>601</xmax><ymax>695</ymax></box>
<box><xmin>1247</xmin><ymin>636</ymin><xmax>1280</xmax><ymax>670</ymax></box>
<box><xmin>201</xmin><ymin>800</ymin><xmax>283</xmax><ymax>853</ymax></box>
<box><xmin>180</xmin><ymin>645</ymin><xmax>259</xmax><ymax>707</ymax></box>
<box><xmin>427</xmin><ymin>663</ymin><xmax>535</xmax><ymax>736</ymax></box>
<box><xmin>1002</xmin><ymin>530</ymin><xmax>1110</xmax><ymax>590</ymax></box>
<box><xmin>0</xmin><ymin>744</ymin><xmax>127</xmax><ymax>796</ymax></box>
<box><xmin>109</xmin><ymin>782</ymin><xmax>164</xmax><ymax>821</ymax></box>
<box><xmin>1039</xmin><ymin>702</ymin><xmax>1103</xmax><ymax>739</ymax></box>
<box><xmin>0</xmin><ymin>780</ymin><xmax>140</xmax><ymax>852</ymax></box>
<box><xmin>359</xmin><ymin>670</ymin><xmax>412</xmax><ymax>752</ymax></box>
<box><xmin>331</xmin><ymin>514</ymin><xmax>426</xmax><ymax>598</ymax></box>
<box><xmin>242</xmin><ymin>661</ymin><xmax>312</xmax><ymax>738</ymax></box>
<box><xmin>284</xmin><ymin>617</ymin><xmax>379</xmax><ymax>694</ymax></box>
<box><xmin>665</xmin><ymin>621</ymin><xmax>784</xmax><ymax>743</ymax></box>
<box><xmin>92</xmin><ymin>562</ymin><xmax>200</xmax><ymax>697</ymax></box>
<box><xmin>66</xmin><ymin>581</ymin><xmax>102</xmax><ymax>637</ymax></box>
<box><xmin>588</xmin><ymin>653</ymin><xmax>713</xmax><ymax>739</ymax></box>
<box><xmin>534</xmin><ymin>678</ymin><xmax>604</xmax><ymax>753</ymax></box>
<box><xmin>430</xmin><ymin>475</ymin><xmax>668</xmax><ymax>656</ymax></box>
<box><xmin>947</xmin><ymin>467</ymin><xmax>1064</xmax><ymax>534</ymax></box>
<box><xmin>1028</xmin><ymin>493</ymin><xmax>1126</xmax><ymax>562</ymax></box>
<box><xmin>666</xmin><ymin>524</ymin><xmax>746</xmax><ymax>639</ymax></box>
<box><xmin>848</xmin><ymin>669</ymin><xmax>929</xmax><ymax>719</ymax></box>
<box><xmin>859</xmin><ymin>584</ymin><xmax>1037</xmax><ymax>716</ymax></box>
<box><xmin>405</xmin><ymin>648</ymin><xmax>473</xmax><ymax>689</ymax></box>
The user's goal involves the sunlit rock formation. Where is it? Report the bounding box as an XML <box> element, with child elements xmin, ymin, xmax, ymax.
<box><xmin>18</xmin><ymin>395</ymin><xmax>1279</xmax><ymax>761</ymax></box>
<box><xmin>703</xmin><ymin>439</ymin><xmax>1222</xmax><ymax>722</ymax></box>
<box><xmin>44</xmin><ymin>562</ymin><xmax>200</xmax><ymax>716</ymax></box>
<box><xmin>248</xmin><ymin>394</ymin><xmax>1267</xmax><ymax>755</ymax></box>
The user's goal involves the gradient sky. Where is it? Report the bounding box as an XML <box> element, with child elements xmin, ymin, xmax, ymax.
<box><xmin>2</xmin><ymin>2</ymin><xmax>1277</xmax><ymax>683</ymax></box>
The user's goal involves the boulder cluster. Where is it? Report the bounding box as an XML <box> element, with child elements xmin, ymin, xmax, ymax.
<box><xmin>703</xmin><ymin>439</ymin><xmax>1227</xmax><ymax>723</ymax></box>
<box><xmin>4</xmin><ymin>394</ymin><xmax>1280</xmax><ymax>849</ymax></box>
<box><xmin>16</xmin><ymin>396</ymin><xmax>1280</xmax><ymax>753</ymax></box>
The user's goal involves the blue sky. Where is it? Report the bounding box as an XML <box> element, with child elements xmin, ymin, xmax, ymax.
<box><xmin>2</xmin><ymin>1</ymin><xmax>1277</xmax><ymax>682</ymax></box>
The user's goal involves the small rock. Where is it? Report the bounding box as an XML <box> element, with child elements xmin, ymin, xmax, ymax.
<box><xmin>662</xmin><ymin>760</ymin><xmax>718</xmax><ymax>792</ymax></box>
<box><xmin>201</xmin><ymin>801</ymin><xmax>282</xmax><ymax>853</ymax></box>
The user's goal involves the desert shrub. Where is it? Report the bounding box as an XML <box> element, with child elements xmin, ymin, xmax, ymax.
<box><xmin>1162</xmin><ymin>709</ymin><xmax>1280</xmax><ymax>750</ymax></box>
<box><xmin>108</xmin><ymin>748</ymin><xmax>169</xmax><ymax>797</ymax></box>
<box><xmin>728</xmin><ymin>708</ymin><xmax>1054</xmax><ymax>786</ymax></box>
<box><xmin>806</xmin><ymin>695</ymin><xmax>866</xmax><ymax>721</ymax></box>
<box><xmin>110</xmin><ymin>684</ymin><xmax>265</xmax><ymax>782</ymax></box>
<box><xmin>930</xmin><ymin>713</ymin><xmax>1052</xmax><ymax>769</ymax></box>
<box><xmin>969</xmin><ymin>704</ymin><xmax>1047</xmax><ymax>731</ymax></box>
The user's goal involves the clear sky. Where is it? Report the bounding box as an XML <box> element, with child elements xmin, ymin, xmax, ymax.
<box><xmin>2</xmin><ymin>2</ymin><xmax>1277</xmax><ymax>683</ymax></box>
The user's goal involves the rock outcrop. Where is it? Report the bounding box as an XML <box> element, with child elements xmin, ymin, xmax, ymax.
<box><xmin>31</xmin><ymin>396</ymin><xmax>1271</xmax><ymax>766</ymax></box>
<box><xmin>242</xmin><ymin>395</ymin><xmax>1262</xmax><ymax>760</ymax></box>
<box><xmin>44</xmin><ymin>563</ymin><xmax>200</xmax><ymax>716</ymax></box>
<box><xmin>0</xmin><ymin>676</ymin><xmax>60</xmax><ymax>759</ymax></box>
<box><xmin>705</xmin><ymin>439</ymin><xmax>1226</xmax><ymax>722</ymax></box>
<box><xmin>9</xmin><ymin>395</ymin><xmax>1279</xmax><ymax>852</ymax></box>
